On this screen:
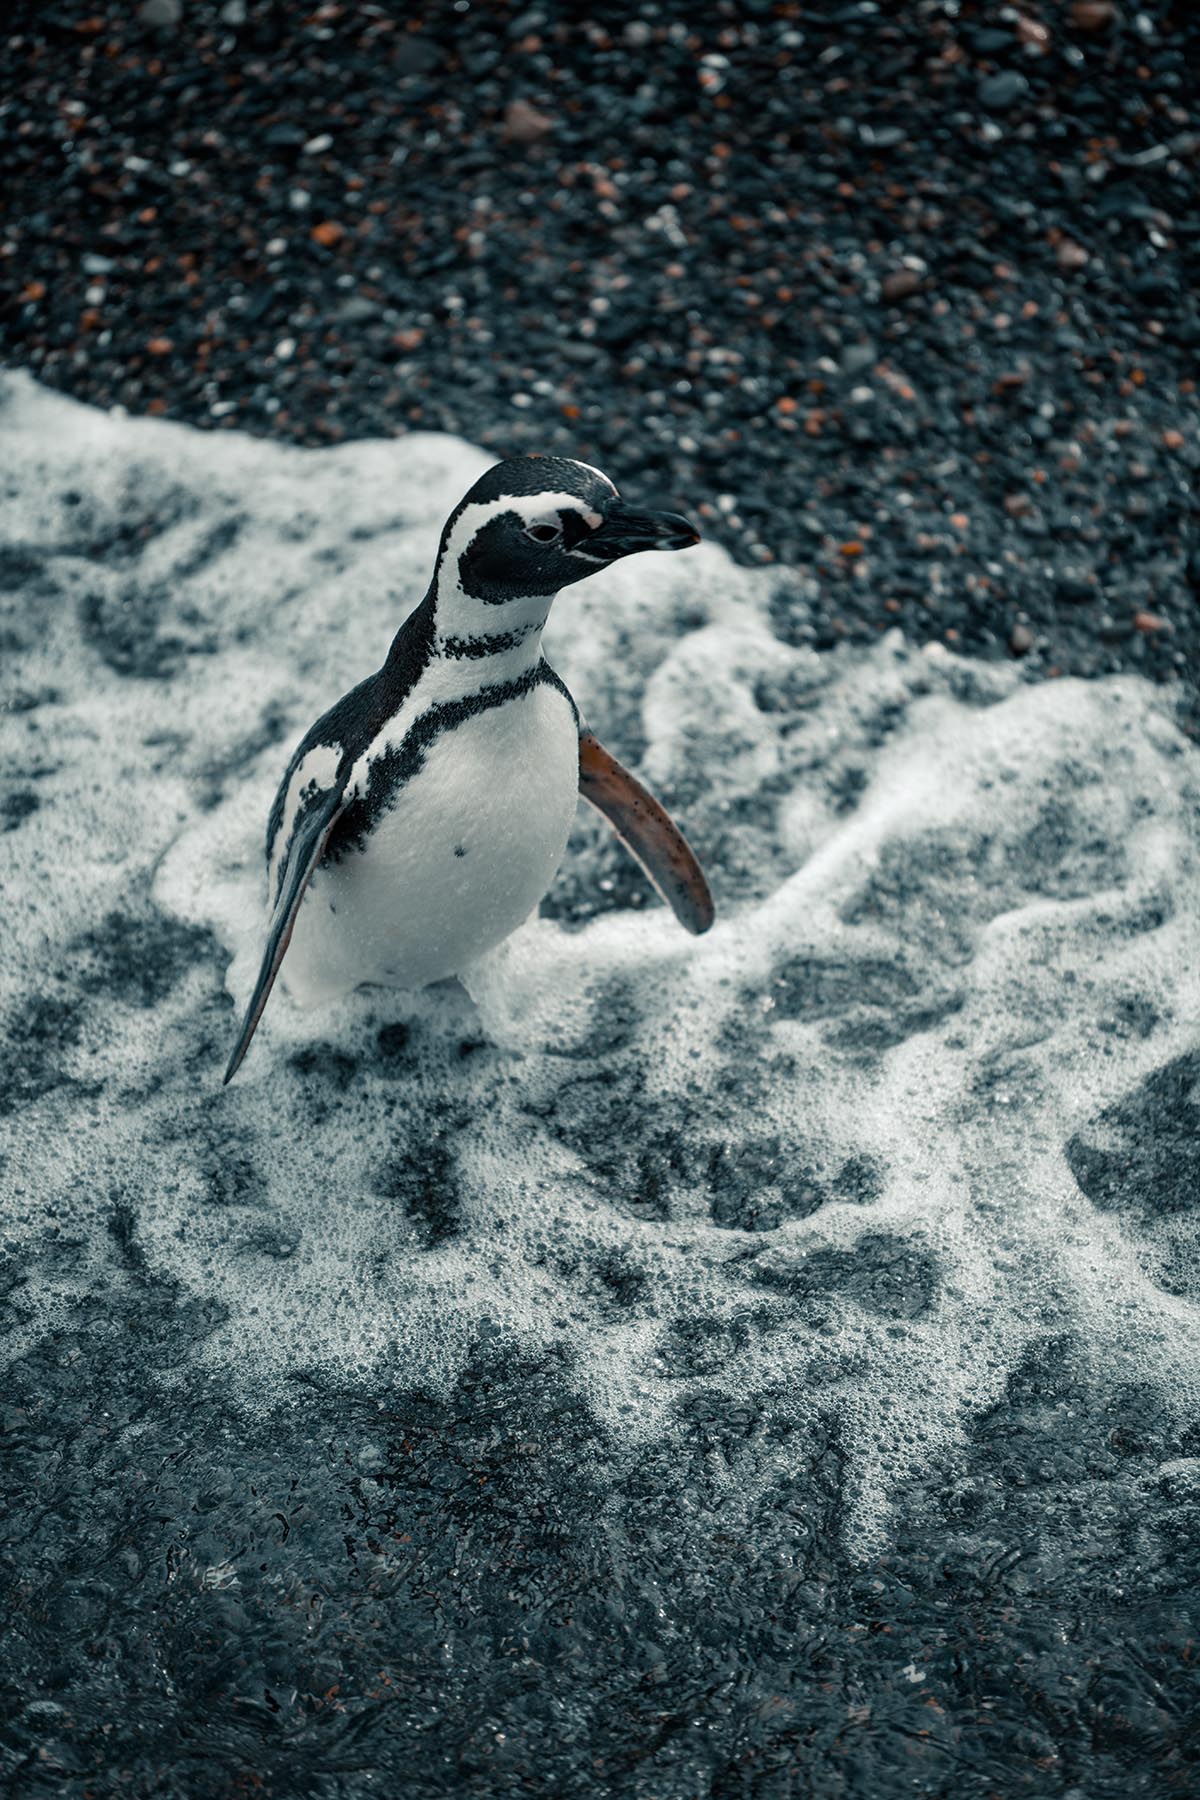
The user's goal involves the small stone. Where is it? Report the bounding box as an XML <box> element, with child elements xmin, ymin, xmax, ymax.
<box><xmin>1162</xmin><ymin>429</ymin><xmax>1185</xmax><ymax>451</ymax></box>
<box><xmin>1070</xmin><ymin>1</ymin><xmax>1116</xmax><ymax>28</ymax></box>
<box><xmin>842</xmin><ymin>341</ymin><xmax>876</xmax><ymax>375</ymax></box>
<box><xmin>394</xmin><ymin>36</ymin><xmax>442</xmax><ymax>76</ymax></box>
<box><xmin>1015</xmin><ymin>14</ymin><xmax>1051</xmax><ymax>50</ymax></box>
<box><xmin>882</xmin><ymin>269</ymin><xmax>921</xmax><ymax>303</ymax></box>
<box><xmin>979</xmin><ymin>71</ymin><xmax>1031</xmax><ymax>111</ymax></box>
<box><xmin>1133</xmin><ymin>610</ymin><xmax>1168</xmax><ymax>634</ymax></box>
<box><xmin>502</xmin><ymin>99</ymin><xmax>555</xmax><ymax>145</ymax></box>
<box><xmin>266</xmin><ymin>123</ymin><xmax>306</xmax><ymax>151</ymax></box>
<box><xmin>146</xmin><ymin>336</ymin><xmax>173</xmax><ymax>355</ymax></box>
<box><xmin>1057</xmin><ymin>568</ymin><xmax>1095</xmax><ymax>602</ymax></box>
<box><xmin>82</xmin><ymin>253</ymin><xmax>115</xmax><ymax>276</ymax></box>
<box><xmin>311</xmin><ymin>220</ymin><xmax>345</xmax><ymax>247</ymax></box>
<box><xmin>1010</xmin><ymin>623</ymin><xmax>1034</xmax><ymax>655</ymax></box>
<box><xmin>1056</xmin><ymin>239</ymin><xmax>1089</xmax><ymax>272</ymax></box>
<box><xmin>139</xmin><ymin>0</ymin><xmax>181</xmax><ymax>25</ymax></box>
<box><xmin>861</xmin><ymin>124</ymin><xmax>905</xmax><ymax>149</ymax></box>
<box><xmin>336</xmin><ymin>296</ymin><xmax>379</xmax><ymax>325</ymax></box>
<box><xmin>1132</xmin><ymin>268</ymin><xmax>1177</xmax><ymax>302</ymax></box>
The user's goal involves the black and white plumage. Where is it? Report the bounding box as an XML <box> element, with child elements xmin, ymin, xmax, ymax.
<box><xmin>225</xmin><ymin>455</ymin><xmax>713</xmax><ymax>1081</ymax></box>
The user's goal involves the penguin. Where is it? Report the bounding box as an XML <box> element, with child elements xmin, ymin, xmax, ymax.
<box><xmin>224</xmin><ymin>455</ymin><xmax>714</xmax><ymax>1082</ymax></box>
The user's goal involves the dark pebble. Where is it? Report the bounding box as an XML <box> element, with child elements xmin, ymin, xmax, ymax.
<box><xmin>979</xmin><ymin>71</ymin><xmax>1031</xmax><ymax>111</ymax></box>
<box><xmin>138</xmin><ymin>0</ymin><xmax>181</xmax><ymax>26</ymax></box>
<box><xmin>394</xmin><ymin>35</ymin><xmax>441</xmax><ymax>76</ymax></box>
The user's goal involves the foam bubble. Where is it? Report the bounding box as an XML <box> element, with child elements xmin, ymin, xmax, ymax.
<box><xmin>4</xmin><ymin>372</ymin><xmax>1200</xmax><ymax>1553</ymax></box>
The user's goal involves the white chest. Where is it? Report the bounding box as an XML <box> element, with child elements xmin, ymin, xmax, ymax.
<box><xmin>282</xmin><ymin>677</ymin><xmax>580</xmax><ymax>1005</ymax></box>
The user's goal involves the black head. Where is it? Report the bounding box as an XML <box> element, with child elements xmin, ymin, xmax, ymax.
<box><xmin>437</xmin><ymin>455</ymin><xmax>699</xmax><ymax>608</ymax></box>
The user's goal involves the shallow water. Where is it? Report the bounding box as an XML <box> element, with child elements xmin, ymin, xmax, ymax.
<box><xmin>2</xmin><ymin>374</ymin><xmax>1198</xmax><ymax>1797</ymax></box>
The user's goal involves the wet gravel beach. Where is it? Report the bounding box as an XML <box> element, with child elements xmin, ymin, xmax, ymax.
<box><xmin>4</xmin><ymin>0</ymin><xmax>1199</xmax><ymax>693</ymax></box>
<box><xmin>3</xmin><ymin>4</ymin><xmax>1200</xmax><ymax>1799</ymax></box>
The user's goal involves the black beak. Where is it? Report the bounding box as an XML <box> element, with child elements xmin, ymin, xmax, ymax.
<box><xmin>582</xmin><ymin>500</ymin><xmax>701</xmax><ymax>562</ymax></box>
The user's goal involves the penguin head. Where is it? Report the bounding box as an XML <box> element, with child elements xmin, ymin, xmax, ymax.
<box><xmin>435</xmin><ymin>456</ymin><xmax>699</xmax><ymax>613</ymax></box>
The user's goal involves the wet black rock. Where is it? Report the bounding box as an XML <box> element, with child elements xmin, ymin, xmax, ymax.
<box><xmin>0</xmin><ymin>992</ymin><xmax>85</xmax><ymax>1118</ymax></box>
<box><xmin>978</xmin><ymin>70</ymin><xmax>1031</xmax><ymax>111</ymax></box>
<box><xmin>1067</xmin><ymin>1050</ymin><xmax>1200</xmax><ymax>1297</ymax></box>
<box><xmin>749</xmin><ymin>1232</ymin><xmax>940</xmax><ymax>1321</ymax></box>
<box><xmin>74</xmin><ymin>904</ymin><xmax>217</xmax><ymax>1008</ymax></box>
<box><xmin>377</xmin><ymin>1137</ymin><xmax>460</xmax><ymax>1248</ymax></box>
<box><xmin>1</xmin><ymin>791</ymin><xmax>39</xmax><ymax>830</ymax></box>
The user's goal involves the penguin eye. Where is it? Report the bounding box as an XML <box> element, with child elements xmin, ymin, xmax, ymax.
<box><xmin>525</xmin><ymin>521</ymin><xmax>562</xmax><ymax>544</ymax></box>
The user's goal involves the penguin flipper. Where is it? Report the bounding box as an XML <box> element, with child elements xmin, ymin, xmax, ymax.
<box><xmin>224</xmin><ymin>782</ymin><xmax>349</xmax><ymax>1083</ymax></box>
<box><xmin>578</xmin><ymin>729</ymin><xmax>715</xmax><ymax>936</ymax></box>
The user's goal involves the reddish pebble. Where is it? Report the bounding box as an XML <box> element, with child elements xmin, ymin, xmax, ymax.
<box><xmin>1015</xmin><ymin>14</ymin><xmax>1050</xmax><ymax>49</ymax></box>
<box><xmin>1134</xmin><ymin>611</ymin><xmax>1168</xmax><ymax>634</ymax></box>
<box><xmin>311</xmin><ymin>220</ymin><xmax>345</xmax><ymax>247</ymax></box>
<box><xmin>1070</xmin><ymin>1</ymin><xmax>1115</xmax><ymax>28</ymax></box>
<box><xmin>502</xmin><ymin>99</ymin><xmax>555</xmax><ymax>145</ymax></box>
<box><xmin>146</xmin><ymin>336</ymin><xmax>173</xmax><ymax>355</ymax></box>
<box><xmin>882</xmin><ymin>269</ymin><xmax>921</xmax><ymax>303</ymax></box>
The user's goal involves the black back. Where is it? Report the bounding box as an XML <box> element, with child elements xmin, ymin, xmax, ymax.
<box><xmin>265</xmin><ymin>590</ymin><xmax>436</xmax><ymax>868</ymax></box>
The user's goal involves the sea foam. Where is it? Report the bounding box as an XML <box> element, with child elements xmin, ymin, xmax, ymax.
<box><xmin>3</xmin><ymin>371</ymin><xmax>1198</xmax><ymax>1551</ymax></box>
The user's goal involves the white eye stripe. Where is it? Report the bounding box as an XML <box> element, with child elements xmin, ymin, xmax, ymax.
<box><xmin>434</xmin><ymin>486</ymin><xmax>613</xmax><ymax>624</ymax></box>
<box><xmin>443</xmin><ymin>490</ymin><xmax>596</xmax><ymax>566</ymax></box>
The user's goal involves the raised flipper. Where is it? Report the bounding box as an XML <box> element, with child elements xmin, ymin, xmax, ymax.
<box><xmin>578</xmin><ymin>729</ymin><xmax>714</xmax><ymax>936</ymax></box>
<box><xmin>224</xmin><ymin>781</ymin><xmax>348</xmax><ymax>1083</ymax></box>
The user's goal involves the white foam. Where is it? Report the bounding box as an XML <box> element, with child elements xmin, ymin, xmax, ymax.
<box><xmin>4</xmin><ymin>371</ymin><xmax>1200</xmax><ymax>1553</ymax></box>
